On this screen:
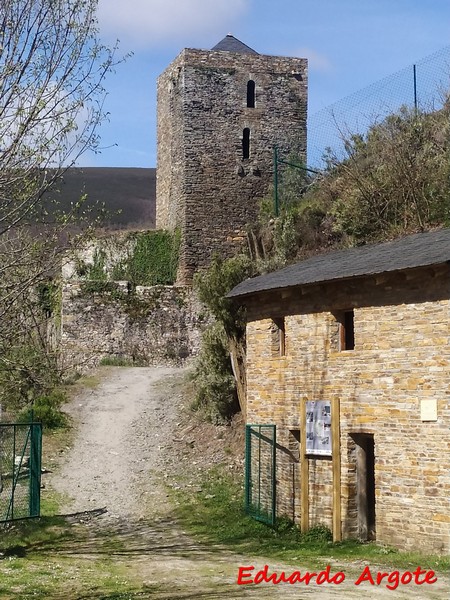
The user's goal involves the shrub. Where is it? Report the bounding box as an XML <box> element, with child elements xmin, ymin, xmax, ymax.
<box><xmin>302</xmin><ymin>524</ymin><xmax>333</xmax><ymax>543</ymax></box>
<box><xmin>191</xmin><ymin>322</ymin><xmax>239</xmax><ymax>423</ymax></box>
<box><xmin>99</xmin><ymin>356</ymin><xmax>133</xmax><ymax>367</ymax></box>
<box><xmin>18</xmin><ymin>389</ymin><xmax>68</xmax><ymax>429</ymax></box>
<box><xmin>194</xmin><ymin>253</ymin><xmax>256</xmax><ymax>337</ymax></box>
<box><xmin>125</xmin><ymin>229</ymin><xmax>180</xmax><ymax>285</ymax></box>
<box><xmin>0</xmin><ymin>343</ymin><xmax>60</xmax><ymax>411</ymax></box>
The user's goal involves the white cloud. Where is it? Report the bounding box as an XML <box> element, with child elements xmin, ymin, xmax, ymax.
<box><xmin>294</xmin><ymin>47</ymin><xmax>333</xmax><ymax>72</ymax></box>
<box><xmin>97</xmin><ymin>0</ymin><xmax>248</xmax><ymax>49</ymax></box>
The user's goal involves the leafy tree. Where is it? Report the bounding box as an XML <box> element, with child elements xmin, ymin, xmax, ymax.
<box><xmin>311</xmin><ymin>104</ymin><xmax>450</xmax><ymax>244</ymax></box>
<box><xmin>0</xmin><ymin>0</ymin><xmax>119</xmax><ymax>232</ymax></box>
<box><xmin>193</xmin><ymin>255</ymin><xmax>256</xmax><ymax>419</ymax></box>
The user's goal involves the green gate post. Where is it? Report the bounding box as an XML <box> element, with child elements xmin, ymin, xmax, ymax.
<box><xmin>245</xmin><ymin>424</ymin><xmax>276</xmax><ymax>526</ymax></box>
<box><xmin>11</xmin><ymin>425</ymin><xmax>16</xmax><ymax>520</ymax></box>
<box><xmin>273</xmin><ymin>147</ymin><xmax>279</xmax><ymax>217</ymax></box>
<box><xmin>29</xmin><ymin>423</ymin><xmax>42</xmax><ymax>517</ymax></box>
<box><xmin>245</xmin><ymin>425</ymin><xmax>252</xmax><ymax>512</ymax></box>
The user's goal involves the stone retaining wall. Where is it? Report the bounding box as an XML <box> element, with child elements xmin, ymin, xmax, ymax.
<box><xmin>61</xmin><ymin>281</ymin><xmax>207</xmax><ymax>371</ymax></box>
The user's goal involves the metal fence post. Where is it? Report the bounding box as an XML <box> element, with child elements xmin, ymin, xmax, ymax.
<box><xmin>273</xmin><ymin>146</ymin><xmax>279</xmax><ymax>217</ymax></box>
<box><xmin>29</xmin><ymin>423</ymin><xmax>42</xmax><ymax>517</ymax></box>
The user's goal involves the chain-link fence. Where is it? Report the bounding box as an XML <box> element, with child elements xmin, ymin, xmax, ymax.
<box><xmin>0</xmin><ymin>423</ymin><xmax>42</xmax><ymax>522</ymax></box>
<box><xmin>307</xmin><ymin>44</ymin><xmax>450</xmax><ymax>171</ymax></box>
<box><xmin>245</xmin><ymin>424</ymin><xmax>276</xmax><ymax>526</ymax></box>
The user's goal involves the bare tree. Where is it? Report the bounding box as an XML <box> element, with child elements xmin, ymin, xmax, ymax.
<box><xmin>0</xmin><ymin>0</ymin><xmax>122</xmax><ymax>410</ymax></box>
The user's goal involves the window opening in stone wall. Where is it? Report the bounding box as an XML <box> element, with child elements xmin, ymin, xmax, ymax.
<box><xmin>339</xmin><ymin>310</ymin><xmax>355</xmax><ymax>351</ymax></box>
<box><xmin>247</xmin><ymin>80</ymin><xmax>255</xmax><ymax>107</ymax></box>
<box><xmin>271</xmin><ymin>317</ymin><xmax>285</xmax><ymax>356</ymax></box>
<box><xmin>243</xmin><ymin>127</ymin><xmax>250</xmax><ymax>159</ymax></box>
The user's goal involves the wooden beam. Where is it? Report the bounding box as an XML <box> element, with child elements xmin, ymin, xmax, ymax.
<box><xmin>300</xmin><ymin>397</ymin><xmax>309</xmax><ymax>532</ymax></box>
<box><xmin>332</xmin><ymin>396</ymin><xmax>342</xmax><ymax>542</ymax></box>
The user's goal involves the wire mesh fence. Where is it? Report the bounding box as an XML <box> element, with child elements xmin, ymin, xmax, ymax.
<box><xmin>0</xmin><ymin>423</ymin><xmax>42</xmax><ymax>522</ymax></box>
<box><xmin>245</xmin><ymin>424</ymin><xmax>276</xmax><ymax>526</ymax></box>
<box><xmin>306</xmin><ymin>44</ymin><xmax>450</xmax><ymax>172</ymax></box>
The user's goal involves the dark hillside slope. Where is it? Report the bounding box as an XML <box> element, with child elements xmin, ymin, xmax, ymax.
<box><xmin>45</xmin><ymin>167</ymin><xmax>156</xmax><ymax>229</ymax></box>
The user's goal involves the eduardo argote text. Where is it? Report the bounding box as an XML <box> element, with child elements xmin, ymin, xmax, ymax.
<box><xmin>237</xmin><ymin>564</ymin><xmax>438</xmax><ymax>590</ymax></box>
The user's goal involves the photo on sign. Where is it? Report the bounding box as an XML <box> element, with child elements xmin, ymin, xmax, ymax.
<box><xmin>305</xmin><ymin>400</ymin><xmax>332</xmax><ymax>456</ymax></box>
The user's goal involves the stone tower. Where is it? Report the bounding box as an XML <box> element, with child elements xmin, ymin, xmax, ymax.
<box><xmin>156</xmin><ymin>34</ymin><xmax>308</xmax><ymax>283</ymax></box>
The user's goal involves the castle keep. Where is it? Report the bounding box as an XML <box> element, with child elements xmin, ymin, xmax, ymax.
<box><xmin>156</xmin><ymin>35</ymin><xmax>307</xmax><ymax>282</ymax></box>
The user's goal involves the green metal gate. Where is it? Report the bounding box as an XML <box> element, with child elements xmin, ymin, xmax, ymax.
<box><xmin>245</xmin><ymin>424</ymin><xmax>276</xmax><ymax>526</ymax></box>
<box><xmin>0</xmin><ymin>423</ymin><xmax>42</xmax><ymax>522</ymax></box>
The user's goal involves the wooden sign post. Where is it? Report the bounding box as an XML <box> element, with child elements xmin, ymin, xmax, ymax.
<box><xmin>300</xmin><ymin>396</ymin><xmax>341</xmax><ymax>541</ymax></box>
<box><xmin>331</xmin><ymin>396</ymin><xmax>341</xmax><ymax>542</ymax></box>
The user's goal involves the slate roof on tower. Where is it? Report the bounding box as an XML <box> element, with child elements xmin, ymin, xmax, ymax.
<box><xmin>211</xmin><ymin>34</ymin><xmax>258</xmax><ymax>55</ymax></box>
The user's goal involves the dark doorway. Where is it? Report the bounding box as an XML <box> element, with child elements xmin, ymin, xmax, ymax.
<box><xmin>352</xmin><ymin>433</ymin><xmax>376</xmax><ymax>540</ymax></box>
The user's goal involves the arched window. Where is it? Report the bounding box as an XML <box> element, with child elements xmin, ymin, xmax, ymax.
<box><xmin>247</xmin><ymin>80</ymin><xmax>255</xmax><ymax>108</ymax></box>
<box><xmin>242</xmin><ymin>128</ymin><xmax>250</xmax><ymax>159</ymax></box>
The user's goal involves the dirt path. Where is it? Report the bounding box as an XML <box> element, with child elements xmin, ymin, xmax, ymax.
<box><xmin>51</xmin><ymin>366</ymin><xmax>179</xmax><ymax>520</ymax></box>
<box><xmin>49</xmin><ymin>367</ymin><xmax>448</xmax><ymax>599</ymax></box>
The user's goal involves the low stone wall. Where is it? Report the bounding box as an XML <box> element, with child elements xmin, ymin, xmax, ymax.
<box><xmin>61</xmin><ymin>281</ymin><xmax>207</xmax><ymax>371</ymax></box>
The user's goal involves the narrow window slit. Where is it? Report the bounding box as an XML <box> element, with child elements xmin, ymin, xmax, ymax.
<box><xmin>340</xmin><ymin>310</ymin><xmax>355</xmax><ymax>351</ymax></box>
<box><xmin>272</xmin><ymin>317</ymin><xmax>286</xmax><ymax>356</ymax></box>
<box><xmin>247</xmin><ymin>80</ymin><xmax>255</xmax><ymax>107</ymax></box>
<box><xmin>243</xmin><ymin>127</ymin><xmax>250</xmax><ymax>159</ymax></box>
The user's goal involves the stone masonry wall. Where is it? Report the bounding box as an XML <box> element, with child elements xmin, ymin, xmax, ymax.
<box><xmin>244</xmin><ymin>265</ymin><xmax>450</xmax><ymax>554</ymax></box>
<box><xmin>61</xmin><ymin>282</ymin><xmax>206</xmax><ymax>371</ymax></box>
<box><xmin>156</xmin><ymin>48</ymin><xmax>308</xmax><ymax>283</ymax></box>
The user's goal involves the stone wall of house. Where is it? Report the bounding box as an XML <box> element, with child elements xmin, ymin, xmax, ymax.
<box><xmin>156</xmin><ymin>48</ymin><xmax>308</xmax><ymax>283</ymax></box>
<box><xmin>60</xmin><ymin>282</ymin><xmax>207</xmax><ymax>371</ymax></box>
<box><xmin>244</xmin><ymin>264</ymin><xmax>450</xmax><ymax>554</ymax></box>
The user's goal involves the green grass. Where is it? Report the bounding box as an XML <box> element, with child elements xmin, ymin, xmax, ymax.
<box><xmin>40</xmin><ymin>487</ymin><xmax>70</xmax><ymax>517</ymax></box>
<box><xmin>0</xmin><ymin>444</ymin><xmax>148</xmax><ymax>599</ymax></box>
<box><xmin>99</xmin><ymin>356</ymin><xmax>134</xmax><ymax>367</ymax></box>
<box><xmin>0</xmin><ymin>515</ymin><xmax>148</xmax><ymax>599</ymax></box>
<box><xmin>173</xmin><ymin>467</ymin><xmax>450</xmax><ymax>573</ymax></box>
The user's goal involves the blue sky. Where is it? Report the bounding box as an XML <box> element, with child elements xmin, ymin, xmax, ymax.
<box><xmin>87</xmin><ymin>0</ymin><xmax>450</xmax><ymax>168</ymax></box>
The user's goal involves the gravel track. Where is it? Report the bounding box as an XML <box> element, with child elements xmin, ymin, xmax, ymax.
<box><xmin>51</xmin><ymin>366</ymin><xmax>180</xmax><ymax>520</ymax></box>
<box><xmin>49</xmin><ymin>366</ymin><xmax>449</xmax><ymax>599</ymax></box>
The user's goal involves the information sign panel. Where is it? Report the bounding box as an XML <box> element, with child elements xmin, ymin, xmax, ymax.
<box><xmin>305</xmin><ymin>400</ymin><xmax>332</xmax><ymax>456</ymax></box>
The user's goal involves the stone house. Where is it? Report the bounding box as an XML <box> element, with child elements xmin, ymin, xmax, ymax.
<box><xmin>228</xmin><ymin>228</ymin><xmax>450</xmax><ymax>554</ymax></box>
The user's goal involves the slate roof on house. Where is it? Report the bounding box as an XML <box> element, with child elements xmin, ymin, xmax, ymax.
<box><xmin>211</xmin><ymin>34</ymin><xmax>258</xmax><ymax>55</ymax></box>
<box><xmin>227</xmin><ymin>228</ymin><xmax>450</xmax><ymax>299</ymax></box>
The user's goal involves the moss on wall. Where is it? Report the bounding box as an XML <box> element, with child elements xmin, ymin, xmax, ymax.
<box><xmin>74</xmin><ymin>229</ymin><xmax>181</xmax><ymax>287</ymax></box>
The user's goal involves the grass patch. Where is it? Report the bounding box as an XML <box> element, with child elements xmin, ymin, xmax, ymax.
<box><xmin>40</xmin><ymin>488</ymin><xmax>70</xmax><ymax>517</ymax></box>
<box><xmin>0</xmin><ymin>515</ymin><xmax>75</xmax><ymax>556</ymax></box>
<box><xmin>99</xmin><ymin>356</ymin><xmax>134</xmax><ymax>367</ymax></box>
<box><xmin>173</xmin><ymin>467</ymin><xmax>450</xmax><ymax>573</ymax></box>
<box><xmin>69</xmin><ymin>373</ymin><xmax>101</xmax><ymax>389</ymax></box>
<box><xmin>0</xmin><ymin>517</ymin><xmax>148</xmax><ymax>599</ymax></box>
